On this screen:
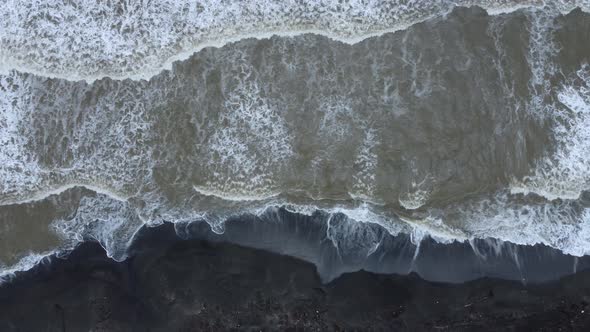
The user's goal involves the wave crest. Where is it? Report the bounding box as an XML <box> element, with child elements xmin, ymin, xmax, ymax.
<box><xmin>1</xmin><ymin>0</ymin><xmax>587</xmax><ymax>82</ymax></box>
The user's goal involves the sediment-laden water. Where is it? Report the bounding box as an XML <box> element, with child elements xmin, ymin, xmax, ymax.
<box><xmin>2</xmin><ymin>1</ymin><xmax>590</xmax><ymax>283</ymax></box>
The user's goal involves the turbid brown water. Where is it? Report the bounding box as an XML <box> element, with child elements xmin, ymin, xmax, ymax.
<box><xmin>1</xmin><ymin>5</ymin><xmax>590</xmax><ymax>280</ymax></box>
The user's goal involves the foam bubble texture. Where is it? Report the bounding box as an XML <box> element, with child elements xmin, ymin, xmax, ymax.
<box><xmin>52</xmin><ymin>194</ymin><xmax>144</xmax><ymax>261</ymax></box>
<box><xmin>512</xmin><ymin>64</ymin><xmax>590</xmax><ymax>200</ymax></box>
<box><xmin>0</xmin><ymin>73</ymin><xmax>43</xmax><ymax>199</ymax></box>
<box><xmin>200</xmin><ymin>60</ymin><xmax>293</xmax><ymax>198</ymax></box>
<box><xmin>3</xmin><ymin>6</ymin><xmax>590</xmax><ymax>270</ymax></box>
<box><xmin>1</xmin><ymin>0</ymin><xmax>588</xmax><ymax>82</ymax></box>
<box><xmin>444</xmin><ymin>192</ymin><xmax>590</xmax><ymax>256</ymax></box>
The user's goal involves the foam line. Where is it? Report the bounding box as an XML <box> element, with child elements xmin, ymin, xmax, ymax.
<box><xmin>193</xmin><ymin>185</ymin><xmax>279</xmax><ymax>202</ymax></box>
<box><xmin>0</xmin><ymin>183</ymin><xmax>129</xmax><ymax>206</ymax></box>
<box><xmin>1</xmin><ymin>1</ymin><xmax>586</xmax><ymax>82</ymax></box>
<box><xmin>0</xmin><ymin>252</ymin><xmax>54</xmax><ymax>284</ymax></box>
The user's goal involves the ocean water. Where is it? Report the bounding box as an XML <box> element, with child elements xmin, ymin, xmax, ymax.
<box><xmin>2</xmin><ymin>0</ymin><xmax>590</xmax><ymax>283</ymax></box>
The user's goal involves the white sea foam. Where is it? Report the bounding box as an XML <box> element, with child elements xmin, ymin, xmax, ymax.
<box><xmin>325</xmin><ymin>211</ymin><xmax>386</xmax><ymax>262</ymax></box>
<box><xmin>280</xmin><ymin>200</ymin><xmax>461</xmax><ymax>244</ymax></box>
<box><xmin>1</xmin><ymin>0</ymin><xmax>588</xmax><ymax>82</ymax></box>
<box><xmin>319</xmin><ymin>97</ymin><xmax>356</xmax><ymax>140</ymax></box>
<box><xmin>193</xmin><ymin>185</ymin><xmax>279</xmax><ymax>202</ymax></box>
<box><xmin>398</xmin><ymin>174</ymin><xmax>433</xmax><ymax>210</ymax></box>
<box><xmin>318</xmin><ymin>192</ymin><xmax>590</xmax><ymax>257</ymax></box>
<box><xmin>511</xmin><ymin>64</ymin><xmax>590</xmax><ymax>200</ymax></box>
<box><xmin>51</xmin><ymin>194</ymin><xmax>144</xmax><ymax>261</ymax></box>
<box><xmin>199</xmin><ymin>60</ymin><xmax>293</xmax><ymax>199</ymax></box>
<box><xmin>452</xmin><ymin>192</ymin><xmax>590</xmax><ymax>257</ymax></box>
<box><xmin>350</xmin><ymin>128</ymin><xmax>380</xmax><ymax>202</ymax></box>
<box><xmin>0</xmin><ymin>73</ymin><xmax>43</xmax><ymax>199</ymax></box>
<box><xmin>4</xmin><ymin>1</ymin><xmax>590</xmax><ymax>278</ymax></box>
<box><xmin>505</xmin><ymin>8</ymin><xmax>590</xmax><ymax>201</ymax></box>
<box><xmin>0</xmin><ymin>252</ymin><xmax>53</xmax><ymax>284</ymax></box>
<box><xmin>0</xmin><ymin>183</ymin><xmax>129</xmax><ymax>206</ymax></box>
<box><xmin>2</xmin><ymin>187</ymin><xmax>590</xmax><ymax>279</ymax></box>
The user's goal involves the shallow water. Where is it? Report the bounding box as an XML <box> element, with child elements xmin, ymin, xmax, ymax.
<box><xmin>1</xmin><ymin>2</ymin><xmax>590</xmax><ymax>281</ymax></box>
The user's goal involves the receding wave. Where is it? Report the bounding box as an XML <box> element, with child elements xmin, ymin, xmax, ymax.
<box><xmin>3</xmin><ymin>187</ymin><xmax>590</xmax><ymax>284</ymax></box>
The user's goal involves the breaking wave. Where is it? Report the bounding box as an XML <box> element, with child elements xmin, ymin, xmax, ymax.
<box><xmin>0</xmin><ymin>0</ymin><xmax>588</xmax><ymax>82</ymax></box>
<box><xmin>2</xmin><ymin>3</ymin><xmax>590</xmax><ymax>284</ymax></box>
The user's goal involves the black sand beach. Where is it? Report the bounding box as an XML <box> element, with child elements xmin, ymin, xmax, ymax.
<box><xmin>3</xmin><ymin>3</ymin><xmax>590</xmax><ymax>331</ymax></box>
<box><xmin>2</xmin><ymin>222</ymin><xmax>590</xmax><ymax>331</ymax></box>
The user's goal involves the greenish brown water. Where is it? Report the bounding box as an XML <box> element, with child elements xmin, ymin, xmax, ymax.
<box><xmin>1</xmin><ymin>4</ymin><xmax>590</xmax><ymax>279</ymax></box>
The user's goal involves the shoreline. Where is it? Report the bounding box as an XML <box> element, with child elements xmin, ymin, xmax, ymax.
<box><xmin>2</xmin><ymin>222</ymin><xmax>590</xmax><ymax>330</ymax></box>
<box><xmin>3</xmin><ymin>208</ymin><xmax>590</xmax><ymax>285</ymax></box>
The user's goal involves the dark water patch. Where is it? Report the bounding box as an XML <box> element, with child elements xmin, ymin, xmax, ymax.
<box><xmin>2</xmin><ymin>222</ymin><xmax>590</xmax><ymax>331</ymax></box>
<box><xmin>172</xmin><ymin>207</ymin><xmax>590</xmax><ymax>283</ymax></box>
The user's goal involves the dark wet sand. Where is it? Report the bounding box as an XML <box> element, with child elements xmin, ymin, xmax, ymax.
<box><xmin>2</xmin><ymin>223</ymin><xmax>590</xmax><ymax>331</ymax></box>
